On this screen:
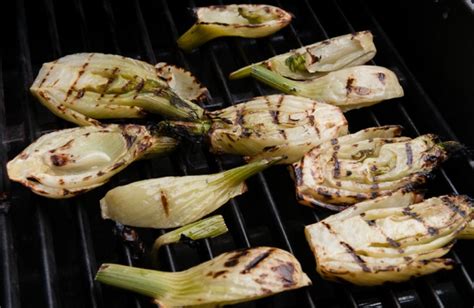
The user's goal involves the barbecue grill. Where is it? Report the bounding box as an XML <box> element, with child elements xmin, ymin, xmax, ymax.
<box><xmin>2</xmin><ymin>0</ymin><xmax>473</xmax><ymax>307</ymax></box>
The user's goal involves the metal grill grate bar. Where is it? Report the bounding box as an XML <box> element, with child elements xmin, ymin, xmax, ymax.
<box><xmin>16</xmin><ymin>0</ymin><xmax>62</xmax><ymax>306</ymax></box>
<box><xmin>0</xmin><ymin>56</ymin><xmax>21</xmax><ymax>308</ymax></box>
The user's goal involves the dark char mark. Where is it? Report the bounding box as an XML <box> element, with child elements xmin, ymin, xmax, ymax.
<box><xmin>340</xmin><ymin>241</ymin><xmax>371</xmax><ymax>272</ymax></box>
<box><xmin>224</xmin><ymin>249</ymin><xmax>250</xmax><ymax>267</ymax></box>
<box><xmin>212</xmin><ymin>270</ymin><xmax>228</xmax><ymax>278</ymax></box>
<box><xmin>50</xmin><ymin>154</ymin><xmax>70</xmax><ymax>167</ymax></box>
<box><xmin>440</xmin><ymin>196</ymin><xmax>467</xmax><ymax>217</ymax></box>
<box><xmin>160</xmin><ymin>190</ymin><xmax>170</xmax><ymax>216</ymax></box>
<box><xmin>405</xmin><ymin>143</ymin><xmax>413</xmax><ymax>166</ymax></box>
<box><xmin>241</xmin><ymin>249</ymin><xmax>274</xmax><ymax>274</ymax></box>
<box><xmin>332</xmin><ymin>152</ymin><xmax>340</xmax><ymax>178</ymax></box>
<box><xmin>376</xmin><ymin>72</ymin><xmax>386</xmax><ymax>84</ymax></box>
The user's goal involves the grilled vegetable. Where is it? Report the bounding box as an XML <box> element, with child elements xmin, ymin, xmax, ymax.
<box><xmin>30</xmin><ymin>53</ymin><xmax>205</xmax><ymax>126</ymax></box>
<box><xmin>249</xmin><ymin>65</ymin><xmax>404</xmax><ymax>111</ymax></box>
<box><xmin>7</xmin><ymin>124</ymin><xmax>177</xmax><ymax>198</ymax></box>
<box><xmin>177</xmin><ymin>5</ymin><xmax>292</xmax><ymax>51</ymax></box>
<box><xmin>100</xmin><ymin>157</ymin><xmax>282</xmax><ymax>228</ymax></box>
<box><xmin>159</xmin><ymin>94</ymin><xmax>348</xmax><ymax>164</ymax></box>
<box><xmin>230</xmin><ymin>31</ymin><xmax>376</xmax><ymax>80</ymax></box>
<box><xmin>151</xmin><ymin>215</ymin><xmax>228</xmax><ymax>266</ymax></box>
<box><xmin>305</xmin><ymin>191</ymin><xmax>473</xmax><ymax>286</ymax></box>
<box><xmin>292</xmin><ymin>126</ymin><xmax>453</xmax><ymax>210</ymax></box>
<box><xmin>96</xmin><ymin>246</ymin><xmax>311</xmax><ymax>306</ymax></box>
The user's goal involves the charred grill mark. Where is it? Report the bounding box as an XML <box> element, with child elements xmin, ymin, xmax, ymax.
<box><xmin>405</xmin><ymin>143</ymin><xmax>413</xmax><ymax>166</ymax></box>
<box><xmin>65</xmin><ymin>55</ymin><xmax>93</xmax><ymax>100</ymax></box>
<box><xmin>213</xmin><ymin>270</ymin><xmax>228</xmax><ymax>278</ymax></box>
<box><xmin>160</xmin><ymin>190</ymin><xmax>170</xmax><ymax>217</ymax></box>
<box><xmin>366</xmin><ymin>220</ymin><xmax>376</xmax><ymax>227</ymax></box>
<box><xmin>321</xmin><ymin>221</ymin><xmax>336</xmax><ymax>235</ymax></box>
<box><xmin>376</xmin><ymin>72</ymin><xmax>386</xmax><ymax>84</ymax></box>
<box><xmin>279</xmin><ymin>129</ymin><xmax>287</xmax><ymax>140</ymax></box>
<box><xmin>235</xmin><ymin>107</ymin><xmax>245</xmax><ymax>125</ymax></box>
<box><xmin>346</xmin><ymin>170</ymin><xmax>352</xmax><ymax>176</ymax></box>
<box><xmin>58</xmin><ymin>139</ymin><xmax>74</xmax><ymax>151</ymax></box>
<box><xmin>50</xmin><ymin>154</ymin><xmax>70</xmax><ymax>167</ymax></box>
<box><xmin>386</xmin><ymin>237</ymin><xmax>401</xmax><ymax>248</ymax></box>
<box><xmin>402</xmin><ymin>207</ymin><xmax>422</xmax><ymax>222</ymax></box>
<box><xmin>403</xmin><ymin>206</ymin><xmax>438</xmax><ymax>235</ymax></box>
<box><xmin>99</xmin><ymin>67</ymin><xmax>119</xmax><ymax>99</ymax></box>
<box><xmin>58</xmin><ymin>179</ymin><xmax>65</xmax><ymax>185</ymax></box>
<box><xmin>346</xmin><ymin>77</ymin><xmax>355</xmax><ymax>96</ymax></box>
<box><xmin>39</xmin><ymin>61</ymin><xmax>57</xmax><ymax>87</ymax></box>
<box><xmin>97</xmin><ymin>171</ymin><xmax>105</xmax><ymax>176</ymax></box>
<box><xmin>332</xmin><ymin>153</ymin><xmax>340</xmax><ymax>178</ymax></box>
<box><xmin>224</xmin><ymin>249</ymin><xmax>250</xmax><ymax>267</ymax></box>
<box><xmin>121</xmin><ymin>77</ymin><xmax>133</xmax><ymax>91</ymax></box>
<box><xmin>135</xmin><ymin>78</ymin><xmax>145</xmax><ymax>93</ymax></box>
<box><xmin>241</xmin><ymin>249</ymin><xmax>274</xmax><ymax>274</ymax></box>
<box><xmin>269</xmin><ymin>110</ymin><xmax>279</xmax><ymax>124</ymax></box>
<box><xmin>26</xmin><ymin>176</ymin><xmax>41</xmax><ymax>184</ymax></box>
<box><xmin>440</xmin><ymin>196</ymin><xmax>467</xmax><ymax>217</ymax></box>
<box><xmin>271</xmin><ymin>262</ymin><xmax>296</xmax><ymax>287</ymax></box>
<box><xmin>340</xmin><ymin>241</ymin><xmax>370</xmax><ymax>272</ymax></box>
<box><xmin>18</xmin><ymin>153</ymin><xmax>29</xmax><ymax>159</ymax></box>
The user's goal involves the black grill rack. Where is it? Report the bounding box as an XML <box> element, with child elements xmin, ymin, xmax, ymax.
<box><xmin>1</xmin><ymin>0</ymin><xmax>474</xmax><ymax>307</ymax></box>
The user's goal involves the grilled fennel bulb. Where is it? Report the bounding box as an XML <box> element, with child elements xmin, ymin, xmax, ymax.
<box><xmin>305</xmin><ymin>191</ymin><xmax>474</xmax><ymax>286</ymax></box>
<box><xmin>250</xmin><ymin>65</ymin><xmax>404</xmax><ymax>111</ymax></box>
<box><xmin>160</xmin><ymin>94</ymin><xmax>348</xmax><ymax>164</ymax></box>
<box><xmin>30</xmin><ymin>53</ymin><xmax>205</xmax><ymax>126</ymax></box>
<box><xmin>177</xmin><ymin>5</ymin><xmax>292</xmax><ymax>51</ymax></box>
<box><xmin>100</xmin><ymin>157</ymin><xmax>282</xmax><ymax>228</ymax></box>
<box><xmin>230</xmin><ymin>31</ymin><xmax>376</xmax><ymax>80</ymax></box>
<box><xmin>96</xmin><ymin>246</ymin><xmax>311</xmax><ymax>306</ymax></box>
<box><xmin>7</xmin><ymin>124</ymin><xmax>177</xmax><ymax>198</ymax></box>
<box><xmin>292</xmin><ymin>126</ymin><xmax>452</xmax><ymax>210</ymax></box>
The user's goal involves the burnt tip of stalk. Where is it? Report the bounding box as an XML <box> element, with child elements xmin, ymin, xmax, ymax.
<box><xmin>156</xmin><ymin>120</ymin><xmax>211</xmax><ymax>143</ymax></box>
<box><xmin>438</xmin><ymin>141</ymin><xmax>471</xmax><ymax>158</ymax></box>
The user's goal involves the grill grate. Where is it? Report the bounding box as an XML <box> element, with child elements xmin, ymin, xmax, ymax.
<box><xmin>1</xmin><ymin>0</ymin><xmax>473</xmax><ymax>307</ymax></box>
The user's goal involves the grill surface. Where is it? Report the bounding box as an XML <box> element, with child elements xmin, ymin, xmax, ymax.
<box><xmin>1</xmin><ymin>0</ymin><xmax>474</xmax><ymax>307</ymax></box>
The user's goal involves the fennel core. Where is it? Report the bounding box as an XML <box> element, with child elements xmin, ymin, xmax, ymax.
<box><xmin>100</xmin><ymin>156</ymin><xmax>284</xmax><ymax>229</ymax></box>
